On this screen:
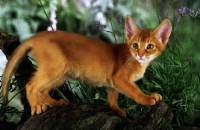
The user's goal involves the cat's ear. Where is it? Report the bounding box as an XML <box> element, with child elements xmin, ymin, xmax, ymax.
<box><xmin>154</xmin><ymin>19</ymin><xmax>172</xmax><ymax>44</ymax></box>
<box><xmin>125</xmin><ymin>16</ymin><xmax>139</xmax><ymax>41</ymax></box>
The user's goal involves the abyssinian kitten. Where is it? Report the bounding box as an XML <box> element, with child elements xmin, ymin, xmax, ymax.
<box><xmin>2</xmin><ymin>16</ymin><xmax>172</xmax><ymax>117</ymax></box>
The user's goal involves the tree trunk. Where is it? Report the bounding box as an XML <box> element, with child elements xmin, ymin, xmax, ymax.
<box><xmin>0</xmin><ymin>29</ymin><xmax>174</xmax><ymax>130</ymax></box>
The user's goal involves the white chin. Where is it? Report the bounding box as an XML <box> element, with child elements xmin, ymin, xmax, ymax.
<box><xmin>137</xmin><ymin>59</ymin><xmax>147</xmax><ymax>63</ymax></box>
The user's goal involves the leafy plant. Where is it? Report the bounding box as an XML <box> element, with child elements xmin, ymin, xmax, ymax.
<box><xmin>0</xmin><ymin>77</ymin><xmax>23</xmax><ymax>122</ymax></box>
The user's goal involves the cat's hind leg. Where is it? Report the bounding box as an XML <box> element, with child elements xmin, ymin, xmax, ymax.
<box><xmin>26</xmin><ymin>69</ymin><xmax>68</xmax><ymax>115</ymax></box>
<box><xmin>37</xmin><ymin>75</ymin><xmax>68</xmax><ymax>107</ymax></box>
<box><xmin>26</xmin><ymin>75</ymin><xmax>48</xmax><ymax>115</ymax></box>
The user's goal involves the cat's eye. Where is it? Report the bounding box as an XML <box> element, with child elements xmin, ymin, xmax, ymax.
<box><xmin>132</xmin><ymin>43</ymin><xmax>139</xmax><ymax>49</ymax></box>
<box><xmin>146</xmin><ymin>44</ymin><xmax>154</xmax><ymax>50</ymax></box>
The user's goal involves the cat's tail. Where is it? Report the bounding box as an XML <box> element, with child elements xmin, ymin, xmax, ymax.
<box><xmin>2</xmin><ymin>41</ymin><xmax>32</xmax><ymax>105</ymax></box>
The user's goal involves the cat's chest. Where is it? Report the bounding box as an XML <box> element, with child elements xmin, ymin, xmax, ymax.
<box><xmin>133</xmin><ymin>70</ymin><xmax>145</xmax><ymax>81</ymax></box>
<box><xmin>132</xmin><ymin>63</ymin><xmax>148</xmax><ymax>82</ymax></box>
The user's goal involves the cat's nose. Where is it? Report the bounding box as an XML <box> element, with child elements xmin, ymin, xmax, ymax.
<box><xmin>138</xmin><ymin>54</ymin><xmax>144</xmax><ymax>59</ymax></box>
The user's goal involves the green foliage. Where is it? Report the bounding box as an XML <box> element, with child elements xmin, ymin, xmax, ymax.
<box><xmin>0</xmin><ymin>0</ymin><xmax>50</xmax><ymax>41</ymax></box>
<box><xmin>66</xmin><ymin>81</ymin><xmax>107</xmax><ymax>104</ymax></box>
<box><xmin>0</xmin><ymin>77</ymin><xmax>23</xmax><ymax>122</ymax></box>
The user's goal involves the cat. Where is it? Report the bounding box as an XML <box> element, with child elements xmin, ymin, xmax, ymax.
<box><xmin>2</xmin><ymin>16</ymin><xmax>172</xmax><ymax>117</ymax></box>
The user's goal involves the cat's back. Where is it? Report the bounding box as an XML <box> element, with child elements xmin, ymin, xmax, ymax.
<box><xmin>32</xmin><ymin>30</ymin><xmax>108</xmax><ymax>46</ymax></box>
<box><xmin>28</xmin><ymin>30</ymin><xmax>111</xmax><ymax>53</ymax></box>
<box><xmin>26</xmin><ymin>30</ymin><xmax>115</xmax><ymax>65</ymax></box>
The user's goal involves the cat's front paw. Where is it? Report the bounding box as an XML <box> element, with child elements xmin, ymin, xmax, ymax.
<box><xmin>110</xmin><ymin>106</ymin><xmax>126</xmax><ymax>117</ymax></box>
<box><xmin>117</xmin><ymin>108</ymin><xmax>126</xmax><ymax>117</ymax></box>
<box><xmin>149</xmin><ymin>93</ymin><xmax>162</xmax><ymax>105</ymax></box>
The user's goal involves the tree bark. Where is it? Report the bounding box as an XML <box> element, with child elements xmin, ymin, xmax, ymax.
<box><xmin>17</xmin><ymin>101</ymin><xmax>172</xmax><ymax>130</ymax></box>
<box><xmin>0</xmin><ymin>29</ymin><xmax>174</xmax><ymax>130</ymax></box>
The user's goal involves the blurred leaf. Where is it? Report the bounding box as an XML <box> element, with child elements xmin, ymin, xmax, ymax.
<box><xmin>12</xmin><ymin>19</ymin><xmax>31</xmax><ymax>40</ymax></box>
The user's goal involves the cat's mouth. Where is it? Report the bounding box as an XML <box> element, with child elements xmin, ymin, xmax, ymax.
<box><xmin>136</xmin><ymin>55</ymin><xmax>155</xmax><ymax>63</ymax></box>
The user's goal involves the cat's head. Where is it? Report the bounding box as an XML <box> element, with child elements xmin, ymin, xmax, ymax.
<box><xmin>125</xmin><ymin>16</ymin><xmax>172</xmax><ymax>63</ymax></box>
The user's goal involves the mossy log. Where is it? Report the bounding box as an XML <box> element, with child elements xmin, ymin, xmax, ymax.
<box><xmin>0</xmin><ymin>29</ymin><xmax>173</xmax><ymax>130</ymax></box>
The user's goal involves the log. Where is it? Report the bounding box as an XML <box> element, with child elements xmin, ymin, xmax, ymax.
<box><xmin>17</xmin><ymin>101</ymin><xmax>172</xmax><ymax>130</ymax></box>
<box><xmin>0</xmin><ymin>29</ymin><xmax>173</xmax><ymax>130</ymax></box>
<box><xmin>123</xmin><ymin>101</ymin><xmax>173</xmax><ymax>130</ymax></box>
